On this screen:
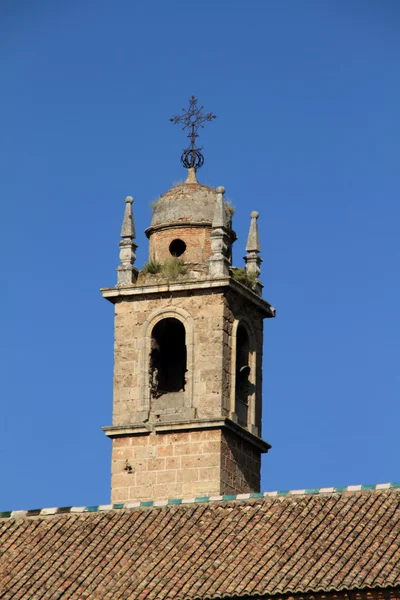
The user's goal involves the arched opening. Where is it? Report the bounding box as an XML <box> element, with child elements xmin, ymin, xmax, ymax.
<box><xmin>235</xmin><ymin>324</ymin><xmax>251</xmax><ymax>427</ymax></box>
<box><xmin>150</xmin><ymin>318</ymin><xmax>187</xmax><ymax>396</ymax></box>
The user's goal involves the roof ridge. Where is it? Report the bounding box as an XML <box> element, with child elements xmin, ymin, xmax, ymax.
<box><xmin>1</xmin><ymin>482</ymin><xmax>399</xmax><ymax>520</ymax></box>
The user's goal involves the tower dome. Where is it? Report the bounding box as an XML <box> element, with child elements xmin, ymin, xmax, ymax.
<box><xmin>149</xmin><ymin>171</ymin><xmax>224</xmax><ymax>228</ymax></box>
<box><xmin>145</xmin><ymin>169</ymin><xmax>235</xmax><ymax>272</ymax></box>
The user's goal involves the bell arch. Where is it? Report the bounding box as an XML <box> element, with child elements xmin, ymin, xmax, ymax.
<box><xmin>139</xmin><ymin>306</ymin><xmax>194</xmax><ymax>413</ymax></box>
<box><xmin>230</xmin><ymin>317</ymin><xmax>257</xmax><ymax>429</ymax></box>
<box><xmin>150</xmin><ymin>318</ymin><xmax>186</xmax><ymax>395</ymax></box>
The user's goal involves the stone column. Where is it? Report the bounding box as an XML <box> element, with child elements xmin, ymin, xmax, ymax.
<box><xmin>209</xmin><ymin>186</ymin><xmax>231</xmax><ymax>277</ymax></box>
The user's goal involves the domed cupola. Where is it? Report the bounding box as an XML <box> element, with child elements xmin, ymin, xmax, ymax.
<box><xmin>145</xmin><ymin>168</ymin><xmax>236</xmax><ymax>272</ymax></box>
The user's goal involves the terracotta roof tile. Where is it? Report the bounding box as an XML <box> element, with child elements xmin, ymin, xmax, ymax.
<box><xmin>0</xmin><ymin>487</ymin><xmax>399</xmax><ymax>600</ymax></box>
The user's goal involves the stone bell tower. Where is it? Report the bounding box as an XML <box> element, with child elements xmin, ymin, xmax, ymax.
<box><xmin>101</xmin><ymin>98</ymin><xmax>275</xmax><ymax>503</ymax></box>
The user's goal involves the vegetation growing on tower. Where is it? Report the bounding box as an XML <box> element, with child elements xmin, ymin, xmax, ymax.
<box><xmin>140</xmin><ymin>258</ymin><xmax>188</xmax><ymax>281</ymax></box>
<box><xmin>230</xmin><ymin>267</ymin><xmax>257</xmax><ymax>290</ymax></box>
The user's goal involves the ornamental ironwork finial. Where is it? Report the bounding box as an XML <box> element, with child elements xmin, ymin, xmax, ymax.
<box><xmin>170</xmin><ymin>96</ymin><xmax>216</xmax><ymax>170</ymax></box>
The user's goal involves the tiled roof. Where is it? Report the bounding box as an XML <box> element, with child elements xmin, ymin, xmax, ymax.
<box><xmin>0</xmin><ymin>485</ymin><xmax>399</xmax><ymax>600</ymax></box>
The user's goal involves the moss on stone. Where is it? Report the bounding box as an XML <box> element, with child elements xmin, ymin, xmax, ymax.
<box><xmin>231</xmin><ymin>267</ymin><xmax>257</xmax><ymax>290</ymax></box>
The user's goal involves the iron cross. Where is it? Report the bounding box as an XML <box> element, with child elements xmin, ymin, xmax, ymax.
<box><xmin>170</xmin><ymin>96</ymin><xmax>216</xmax><ymax>169</ymax></box>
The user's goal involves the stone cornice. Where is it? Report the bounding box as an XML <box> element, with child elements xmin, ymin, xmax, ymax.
<box><xmin>100</xmin><ymin>276</ymin><xmax>275</xmax><ymax>317</ymax></box>
<box><xmin>102</xmin><ymin>417</ymin><xmax>272</xmax><ymax>453</ymax></box>
<box><xmin>145</xmin><ymin>221</ymin><xmax>212</xmax><ymax>237</ymax></box>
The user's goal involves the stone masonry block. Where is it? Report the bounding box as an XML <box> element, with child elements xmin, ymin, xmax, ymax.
<box><xmin>202</xmin><ymin>441</ymin><xmax>220</xmax><ymax>454</ymax></box>
<box><xmin>173</xmin><ymin>443</ymin><xmax>203</xmax><ymax>456</ymax></box>
<box><xmin>166</xmin><ymin>432</ymin><xmax>191</xmax><ymax>444</ymax></box>
<box><xmin>182</xmin><ymin>481</ymin><xmax>220</xmax><ymax>497</ymax></box>
<box><xmin>156</xmin><ymin>445</ymin><xmax>174</xmax><ymax>457</ymax></box>
<box><xmin>132</xmin><ymin>460</ymin><xmax>148</xmax><ymax>473</ymax></box>
<box><xmin>147</xmin><ymin>458</ymin><xmax>166</xmax><ymax>471</ymax></box>
<box><xmin>130</xmin><ymin>436</ymin><xmax>150</xmax><ymax>446</ymax></box>
<box><xmin>199</xmin><ymin>467</ymin><xmax>220</xmax><ymax>482</ymax></box>
<box><xmin>177</xmin><ymin>469</ymin><xmax>199</xmax><ymax>483</ymax></box>
<box><xmin>112</xmin><ymin>459</ymin><xmax>129</xmax><ymax>474</ymax></box>
<box><xmin>165</xmin><ymin>456</ymin><xmax>181</xmax><ymax>470</ymax></box>
<box><xmin>113</xmin><ymin>437</ymin><xmax>132</xmax><ymax>448</ymax></box>
<box><xmin>136</xmin><ymin>471</ymin><xmax>157</xmax><ymax>486</ymax></box>
<box><xmin>128</xmin><ymin>486</ymin><xmax>155</xmax><ymax>500</ymax></box>
<box><xmin>181</xmin><ymin>453</ymin><xmax>219</xmax><ymax>469</ymax></box>
<box><xmin>134</xmin><ymin>445</ymin><xmax>157</xmax><ymax>459</ymax></box>
<box><xmin>191</xmin><ymin>430</ymin><xmax>221</xmax><ymax>442</ymax></box>
<box><xmin>156</xmin><ymin>470</ymin><xmax>176</xmax><ymax>484</ymax></box>
<box><xmin>112</xmin><ymin>488</ymin><xmax>129</xmax><ymax>503</ymax></box>
<box><xmin>113</xmin><ymin>446</ymin><xmax>135</xmax><ymax>460</ymax></box>
<box><xmin>112</xmin><ymin>473</ymin><xmax>135</xmax><ymax>489</ymax></box>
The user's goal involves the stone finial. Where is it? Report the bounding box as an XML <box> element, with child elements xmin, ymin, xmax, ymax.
<box><xmin>185</xmin><ymin>167</ymin><xmax>198</xmax><ymax>184</ymax></box>
<box><xmin>117</xmin><ymin>196</ymin><xmax>139</xmax><ymax>286</ymax></box>
<box><xmin>209</xmin><ymin>186</ymin><xmax>231</xmax><ymax>277</ymax></box>
<box><xmin>244</xmin><ymin>211</ymin><xmax>263</xmax><ymax>296</ymax></box>
<box><xmin>246</xmin><ymin>211</ymin><xmax>261</xmax><ymax>252</ymax></box>
<box><xmin>120</xmin><ymin>196</ymin><xmax>136</xmax><ymax>238</ymax></box>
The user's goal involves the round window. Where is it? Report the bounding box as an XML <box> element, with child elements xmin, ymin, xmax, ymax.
<box><xmin>169</xmin><ymin>239</ymin><xmax>187</xmax><ymax>257</ymax></box>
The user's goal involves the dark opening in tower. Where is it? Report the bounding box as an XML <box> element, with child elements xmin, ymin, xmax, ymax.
<box><xmin>235</xmin><ymin>324</ymin><xmax>251</xmax><ymax>427</ymax></box>
<box><xmin>150</xmin><ymin>318</ymin><xmax>187</xmax><ymax>396</ymax></box>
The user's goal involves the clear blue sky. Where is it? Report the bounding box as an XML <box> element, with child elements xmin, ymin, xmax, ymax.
<box><xmin>1</xmin><ymin>1</ymin><xmax>399</xmax><ymax>511</ymax></box>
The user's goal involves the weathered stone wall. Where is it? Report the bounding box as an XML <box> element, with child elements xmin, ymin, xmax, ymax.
<box><xmin>113</xmin><ymin>289</ymin><xmax>228</xmax><ymax>426</ymax></box>
<box><xmin>110</xmin><ymin>282</ymin><xmax>267</xmax><ymax>502</ymax></box>
<box><xmin>111</xmin><ymin>427</ymin><xmax>261</xmax><ymax>503</ymax></box>
<box><xmin>111</xmin><ymin>429</ymin><xmax>222</xmax><ymax>503</ymax></box>
<box><xmin>220</xmin><ymin>429</ymin><xmax>261</xmax><ymax>494</ymax></box>
<box><xmin>224</xmin><ymin>288</ymin><xmax>265</xmax><ymax>436</ymax></box>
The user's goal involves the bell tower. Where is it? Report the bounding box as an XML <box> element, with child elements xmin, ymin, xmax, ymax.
<box><xmin>101</xmin><ymin>98</ymin><xmax>275</xmax><ymax>503</ymax></box>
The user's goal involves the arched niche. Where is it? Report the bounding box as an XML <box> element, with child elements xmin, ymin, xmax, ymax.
<box><xmin>230</xmin><ymin>319</ymin><xmax>257</xmax><ymax>429</ymax></box>
<box><xmin>139</xmin><ymin>306</ymin><xmax>194</xmax><ymax>416</ymax></box>
<box><xmin>150</xmin><ymin>318</ymin><xmax>186</xmax><ymax>395</ymax></box>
